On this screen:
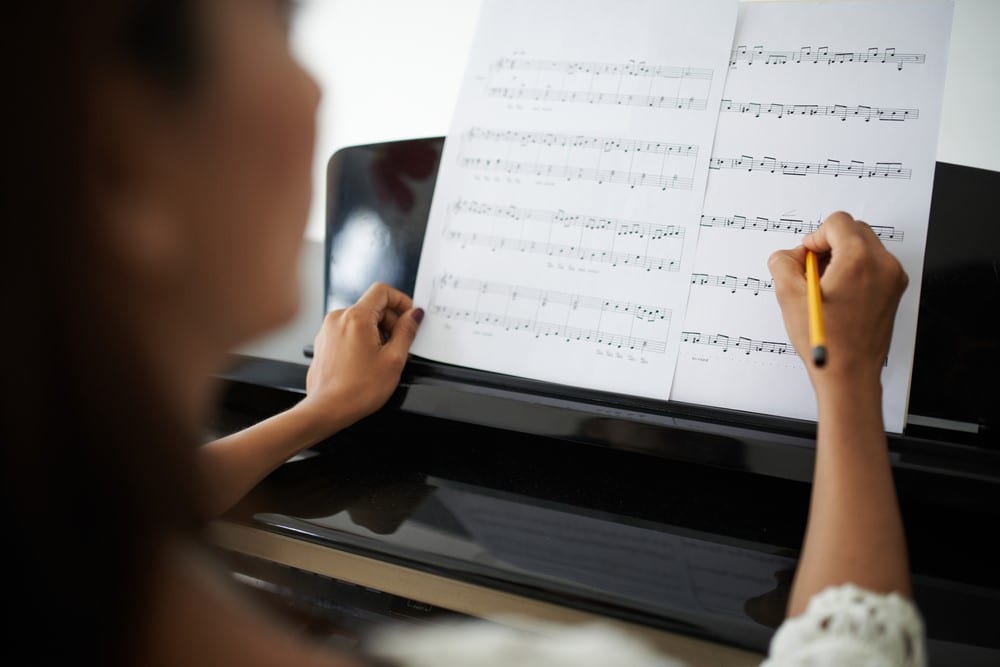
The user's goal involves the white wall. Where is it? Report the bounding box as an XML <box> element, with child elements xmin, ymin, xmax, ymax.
<box><xmin>290</xmin><ymin>0</ymin><xmax>1000</xmax><ymax>244</ymax></box>
<box><xmin>936</xmin><ymin>0</ymin><xmax>1000</xmax><ymax>170</ymax></box>
<box><xmin>291</xmin><ymin>0</ymin><xmax>483</xmax><ymax>243</ymax></box>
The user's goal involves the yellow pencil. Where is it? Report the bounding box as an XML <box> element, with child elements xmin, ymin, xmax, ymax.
<box><xmin>805</xmin><ymin>249</ymin><xmax>827</xmax><ymax>367</ymax></box>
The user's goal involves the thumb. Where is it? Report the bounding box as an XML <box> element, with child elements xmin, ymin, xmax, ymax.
<box><xmin>386</xmin><ymin>307</ymin><xmax>424</xmax><ymax>355</ymax></box>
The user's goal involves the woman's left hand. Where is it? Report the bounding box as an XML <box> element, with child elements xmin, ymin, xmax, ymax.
<box><xmin>299</xmin><ymin>282</ymin><xmax>424</xmax><ymax>434</ymax></box>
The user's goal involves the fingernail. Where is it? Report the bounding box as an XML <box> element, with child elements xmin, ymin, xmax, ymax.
<box><xmin>411</xmin><ymin>308</ymin><xmax>425</xmax><ymax>324</ymax></box>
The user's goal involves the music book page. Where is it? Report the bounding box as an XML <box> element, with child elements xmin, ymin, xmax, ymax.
<box><xmin>410</xmin><ymin>0</ymin><xmax>740</xmax><ymax>400</ymax></box>
<box><xmin>669</xmin><ymin>0</ymin><xmax>953</xmax><ymax>433</ymax></box>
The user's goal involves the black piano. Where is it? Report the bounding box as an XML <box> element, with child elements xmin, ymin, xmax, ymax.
<box><xmin>212</xmin><ymin>137</ymin><xmax>1000</xmax><ymax>665</ymax></box>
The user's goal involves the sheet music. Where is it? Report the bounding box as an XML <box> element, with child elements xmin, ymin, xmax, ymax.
<box><xmin>669</xmin><ymin>0</ymin><xmax>954</xmax><ymax>432</ymax></box>
<box><xmin>411</xmin><ymin>0</ymin><xmax>739</xmax><ymax>400</ymax></box>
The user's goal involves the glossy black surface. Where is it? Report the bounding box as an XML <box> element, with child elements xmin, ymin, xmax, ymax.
<box><xmin>216</xmin><ymin>379</ymin><xmax>1000</xmax><ymax>665</ymax></box>
<box><xmin>909</xmin><ymin>161</ymin><xmax>1000</xmax><ymax>429</ymax></box>
<box><xmin>324</xmin><ymin>137</ymin><xmax>441</xmax><ymax>313</ymax></box>
<box><xmin>324</xmin><ymin>138</ymin><xmax>999</xmax><ymax>448</ymax></box>
<box><xmin>222</xmin><ymin>350</ymin><xmax>1000</xmax><ymax>488</ymax></box>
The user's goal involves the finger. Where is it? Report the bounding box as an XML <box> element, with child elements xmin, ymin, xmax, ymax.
<box><xmin>380</xmin><ymin>309</ymin><xmax>400</xmax><ymax>342</ymax></box>
<box><xmin>355</xmin><ymin>282</ymin><xmax>414</xmax><ymax>319</ymax></box>
<box><xmin>767</xmin><ymin>245</ymin><xmax>808</xmax><ymax>297</ymax></box>
<box><xmin>802</xmin><ymin>210</ymin><xmax>860</xmax><ymax>254</ymax></box>
<box><xmin>385</xmin><ymin>307</ymin><xmax>424</xmax><ymax>356</ymax></box>
<box><xmin>851</xmin><ymin>218</ymin><xmax>884</xmax><ymax>246</ymax></box>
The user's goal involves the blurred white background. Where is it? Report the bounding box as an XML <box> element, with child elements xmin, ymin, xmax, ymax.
<box><xmin>291</xmin><ymin>0</ymin><xmax>482</xmax><ymax>243</ymax></box>
<box><xmin>290</xmin><ymin>0</ymin><xmax>1000</xmax><ymax>244</ymax></box>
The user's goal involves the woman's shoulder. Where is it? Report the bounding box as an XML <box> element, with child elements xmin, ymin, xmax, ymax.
<box><xmin>363</xmin><ymin>616</ymin><xmax>687</xmax><ymax>667</ymax></box>
<box><xmin>762</xmin><ymin>583</ymin><xmax>926</xmax><ymax>667</ymax></box>
<box><xmin>361</xmin><ymin>584</ymin><xmax>926</xmax><ymax>667</ymax></box>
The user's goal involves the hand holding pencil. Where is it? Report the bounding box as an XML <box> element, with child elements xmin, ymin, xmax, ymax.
<box><xmin>768</xmin><ymin>211</ymin><xmax>909</xmax><ymax>390</ymax></box>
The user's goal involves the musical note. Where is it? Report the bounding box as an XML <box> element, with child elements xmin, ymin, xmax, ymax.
<box><xmin>446</xmin><ymin>200</ymin><xmax>685</xmax><ymax>271</ymax></box>
<box><xmin>720</xmin><ymin>99</ymin><xmax>919</xmax><ymax>122</ymax></box>
<box><xmin>698</xmin><ymin>213</ymin><xmax>904</xmax><ymax>241</ymax></box>
<box><xmin>729</xmin><ymin>45</ymin><xmax>926</xmax><ymax>71</ymax></box>
<box><xmin>709</xmin><ymin>155</ymin><xmax>911</xmax><ymax>179</ymax></box>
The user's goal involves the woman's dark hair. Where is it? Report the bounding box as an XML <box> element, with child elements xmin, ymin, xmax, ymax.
<box><xmin>124</xmin><ymin>0</ymin><xmax>203</xmax><ymax>90</ymax></box>
<box><xmin>2</xmin><ymin>3</ymin><xmax>206</xmax><ymax>665</ymax></box>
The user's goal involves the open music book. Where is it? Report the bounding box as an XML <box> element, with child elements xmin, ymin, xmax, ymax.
<box><xmin>410</xmin><ymin>0</ymin><xmax>954</xmax><ymax>434</ymax></box>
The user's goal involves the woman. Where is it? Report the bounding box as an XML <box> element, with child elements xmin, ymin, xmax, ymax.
<box><xmin>1</xmin><ymin>1</ymin><xmax>923</xmax><ymax>665</ymax></box>
<box><xmin>6</xmin><ymin>1</ymin><xmax>409</xmax><ymax>665</ymax></box>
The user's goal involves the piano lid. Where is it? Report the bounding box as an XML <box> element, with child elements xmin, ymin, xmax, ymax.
<box><xmin>216</xmin><ymin>411</ymin><xmax>1000</xmax><ymax>663</ymax></box>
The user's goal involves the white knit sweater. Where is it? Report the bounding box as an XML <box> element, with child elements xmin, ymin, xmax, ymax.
<box><xmin>364</xmin><ymin>584</ymin><xmax>925</xmax><ymax>667</ymax></box>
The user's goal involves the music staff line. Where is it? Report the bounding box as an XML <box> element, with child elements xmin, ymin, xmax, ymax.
<box><xmin>682</xmin><ymin>331</ymin><xmax>791</xmax><ymax>356</ymax></box>
<box><xmin>431</xmin><ymin>274</ymin><xmax>671</xmax><ymax>354</ymax></box>
<box><xmin>710</xmin><ymin>155</ymin><xmax>911</xmax><ymax>179</ymax></box>
<box><xmin>451</xmin><ymin>201</ymin><xmax>686</xmax><ymax>240</ymax></box>
<box><xmin>491</xmin><ymin>57</ymin><xmax>713</xmax><ymax>81</ymax></box>
<box><xmin>729</xmin><ymin>45</ymin><xmax>926</xmax><ymax>70</ymax></box>
<box><xmin>721</xmin><ymin>99</ymin><xmax>919</xmax><ymax>122</ymax></box>
<box><xmin>691</xmin><ymin>273</ymin><xmax>774</xmax><ymax>295</ymax></box>
<box><xmin>446</xmin><ymin>200</ymin><xmax>685</xmax><ymax>271</ymax></box>
<box><xmin>487</xmin><ymin>57</ymin><xmax>713</xmax><ymax>111</ymax></box>
<box><xmin>488</xmin><ymin>86</ymin><xmax>708</xmax><ymax>110</ymax></box>
<box><xmin>486</xmin><ymin>92</ymin><xmax>919</xmax><ymax>120</ymax></box>
<box><xmin>460</xmin><ymin>157</ymin><xmax>696</xmax><ymax>190</ymax></box>
<box><xmin>443</xmin><ymin>229</ymin><xmax>682</xmax><ymax>271</ymax></box>
<box><xmin>434</xmin><ymin>274</ymin><xmax>670</xmax><ymax>321</ymax></box>
<box><xmin>699</xmin><ymin>214</ymin><xmax>904</xmax><ymax>242</ymax></box>
<box><xmin>465</xmin><ymin>128</ymin><xmax>698</xmax><ymax>157</ymax></box>
<box><xmin>462</xmin><ymin>128</ymin><xmax>699</xmax><ymax>191</ymax></box>
<box><xmin>432</xmin><ymin>305</ymin><xmax>669</xmax><ymax>353</ymax></box>
<box><xmin>682</xmin><ymin>330</ymin><xmax>889</xmax><ymax>366</ymax></box>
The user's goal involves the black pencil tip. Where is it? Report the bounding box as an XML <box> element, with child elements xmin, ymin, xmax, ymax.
<box><xmin>813</xmin><ymin>346</ymin><xmax>827</xmax><ymax>367</ymax></box>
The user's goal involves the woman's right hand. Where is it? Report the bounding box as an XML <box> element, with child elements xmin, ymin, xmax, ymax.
<box><xmin>767</xmin><ymin>211</ymin><xmax>909</xmax><ymax>396</ymax></box>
